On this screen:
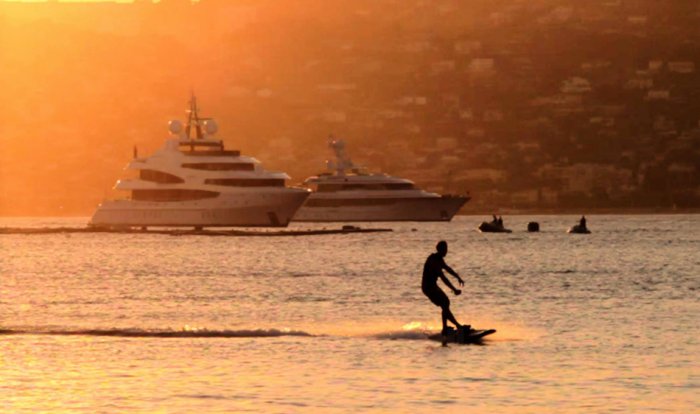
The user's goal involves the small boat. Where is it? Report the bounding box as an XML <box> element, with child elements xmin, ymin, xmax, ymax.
<box><xmin>567</xmin><ymin>224</ymin><xmax>591</xmax><ymax>234</ymax></box>
<box><xmin>478</xmin><ymin>221</ymin><xmax>512</xmax><ymax>233</ymax></box>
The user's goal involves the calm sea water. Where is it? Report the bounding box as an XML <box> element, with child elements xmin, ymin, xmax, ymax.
<box><xmin>1</xmin><ymin>215</ymin><xmax>698</xmax><ymax>413</ymax></box>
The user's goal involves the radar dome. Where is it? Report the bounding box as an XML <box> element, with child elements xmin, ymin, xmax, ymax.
<box><xmin>168</xmin><ymin>120</ymin><xmax>183</xmax><ymax>135</ymax></box>
<box><xmin>203</xmin><ymin>119</ymin><xmax>218</xmax><ymax>135</ymax></box>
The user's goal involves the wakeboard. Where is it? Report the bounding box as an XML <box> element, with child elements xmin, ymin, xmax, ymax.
<box><xmin>428</xmin><ymin>326</ymin><xmax>496</xmax><ymax>344</ymax></box>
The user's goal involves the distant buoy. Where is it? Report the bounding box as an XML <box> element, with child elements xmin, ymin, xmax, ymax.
<box><xmin>527</xmin><ymin>222</ymin><xmax>540</xmax><ymax>232</ymax></box>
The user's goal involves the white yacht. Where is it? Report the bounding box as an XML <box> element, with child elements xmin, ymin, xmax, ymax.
<box><xmin>293</xmin><ymin>138</ymin><xmax>469</xmax><ymax>222</ymax></box>
<box><xmin>90</xmin><ymin>97</ymin><xmax>309</xmax><ymax>228</ymax></box>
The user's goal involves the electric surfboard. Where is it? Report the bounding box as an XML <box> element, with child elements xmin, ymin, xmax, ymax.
<box><xmin>428</xmin><ymin>327</ymin><xmax>496</xmax><ymax>344</ymax></box>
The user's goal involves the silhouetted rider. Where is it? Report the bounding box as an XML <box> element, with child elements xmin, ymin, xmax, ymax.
<box><xmin>422</xmin><ymin>241</ymin><xmax>469</xmax><ymax>335</ymax></box>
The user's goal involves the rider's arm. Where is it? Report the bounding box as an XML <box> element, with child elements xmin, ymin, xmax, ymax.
<box><xmin>441</xmin><ymin>261</ymin><xmax>464</xmax><ymax>285</ymax></box>
<box><xmin>439</xmin><ymin>273</ymin><xmax>460</xmax><ymax>293</ymax></box>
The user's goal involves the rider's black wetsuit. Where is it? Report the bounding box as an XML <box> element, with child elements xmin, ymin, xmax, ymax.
<box><xmin>421</xmin><ymin>253</ymin><xmax>450</xmax><ymax>308</ymax></box>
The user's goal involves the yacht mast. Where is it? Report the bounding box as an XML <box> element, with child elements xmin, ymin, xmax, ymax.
<box><xmin>185</xmin><ymin>93</ymin><xmax>204</xmax><ymax>140</ymax></box>
<box><xmin>328</xmin><ymin>136</ymin><xmax>355</xmax><ymax>176</ymax></box>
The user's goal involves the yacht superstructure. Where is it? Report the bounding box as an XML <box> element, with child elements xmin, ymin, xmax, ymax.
<box><xmin>293</xmin><ymin>138</ymin><xmax>469</xmax><ymax>222</ymax></box>
<box><xmin>90</xmin><ymin>97</ymin><xmax>309</xmax><ymax>228</ymax></box>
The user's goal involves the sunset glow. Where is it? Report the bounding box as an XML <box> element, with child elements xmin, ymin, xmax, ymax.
<box><xmin>1</xmin><ymin>3</ymin><xmax>699</xmax><ymax>412</ymax></box>
<box><xmin>2</xmin><ymin>0</ymin><xmax>699</xmax><ymax>215</ymax></box>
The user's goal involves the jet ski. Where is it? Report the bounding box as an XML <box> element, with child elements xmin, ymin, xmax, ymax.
<box><xmin>478</xmin><ymin>221</ymin><xmax>512</xmax><ymax>233</ymax></box>
<box><xmin>567</xmin><ymin>224</ymin><xmax>591</xmax><ymax>234</ymax></box>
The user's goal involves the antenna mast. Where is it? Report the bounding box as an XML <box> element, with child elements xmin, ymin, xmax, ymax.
<box><xmin>185</xmin><ymin>93</ymin><xmax>204</xmax><ymax>140</ymax></box>
<box><xmin>328</xmin><ymin>135</ymin><xmax>355</xmax><ymax>175</ymax></box>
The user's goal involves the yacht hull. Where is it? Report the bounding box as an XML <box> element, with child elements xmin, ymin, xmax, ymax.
<box><xmin>90</xmin><ymin>190</ymin><xmax>309</xmax><ymax>228</ymax></box>
<box><xmin>293</xmin><ymin>195</ymin><xmax>469</xmax><ymax>222</ymax></box>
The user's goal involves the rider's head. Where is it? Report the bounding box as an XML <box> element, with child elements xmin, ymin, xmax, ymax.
<box><xmin>436</xmin><ymin>240</ymin><xmax>448</xmax><ymax>257</ymax></box>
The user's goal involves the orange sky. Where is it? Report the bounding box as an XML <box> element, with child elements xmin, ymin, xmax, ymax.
<box><xmin>0</xmin><ymin>0</ymin><xmax>287</xmax><ymax>215</ymax></box>
<box><xmin>4</xmin><ymin>0</ymin><xmax>696</xmax><ymax>215</ymax></box>
<box><xmin>3</xmin><ymin>0</ymin><xmax>480</xmax><ymax>215</ymax></box>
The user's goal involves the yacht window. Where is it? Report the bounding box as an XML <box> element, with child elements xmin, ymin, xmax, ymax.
<box><xmin>341</xmin><ymin>184</ymin><xmax>368</xmax><ymax>190</ymax></box>
<box><xmin>334</xmin><ymin>183</ymin><xmax>414</xmax><ymax>191</ymax></box>
<box><xmin>363</xmin><ymin>184</ymin><xmax>384</xmax><ymax>190</ymax></box>
<box><xmin>180</xmin><ymin>150</ymin><xmax>241</xmax><ymax>157</ymax></box>
<box><xmin>385</xmin><ymin>183</ymin><xmax>414</xmax><ymax>190</ymax></box>
<box><xmin>205</xmin><ymin>178</ymin><xmax>285</xmax><ymax>187</ymax></box>
<box><xmin>317</xmin><ymin>184</ymin><xmax>342</xmax><ymax>192</ymax></box>
<box><xmin>132</xmin><ymin>189</ymin><xmax>219</xmax><ymax>201</ymax></box>
<box><xmin>139</xmin><ymin>169</ymin><xmax>184</xmax><ymax>184</ymax></box>
<box><xmin>182</xmin><ymin>163</ymin><xmax>255</xmax><ymax>171</ymax></box>
<box><xmin>305</xmin><ymin>198</ymin><xmax>401</xmax><ymax>207</ymax></box>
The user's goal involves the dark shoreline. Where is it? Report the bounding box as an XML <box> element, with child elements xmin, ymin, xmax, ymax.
<box><xmin>0</xmin><ymin>226</ymin><xmax>392</xmax><ymax>237</ymax></box>
<box><xmin>1</xmin><ymin>208</ymin><xmax>699</xmax><ymax>219</ymax></box>
<box><xmin>459</xmin><ymin>208</ymin><xmax>700</xmax><ymax>215</ymax></box>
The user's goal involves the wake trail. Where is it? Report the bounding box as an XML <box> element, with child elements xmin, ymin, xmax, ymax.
<box><xmin>0</xmin><ymin>327</ymin><xmax>313</xmax><ymax>339</ymax></box>
<box><xmin>0</xmin><ymin>319</ymin><xmax>539</xmax><ymax>342</ymax></box>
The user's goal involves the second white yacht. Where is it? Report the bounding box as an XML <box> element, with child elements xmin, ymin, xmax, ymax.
<box><xmin>90</xmin><ymin>97</ymin><xmax>309</xmax><ymax>228</ymax></box>
<box><xmin>293</xmin><ymin>138</ymin><xmax>469</xmax><ymax>222</ymax></box>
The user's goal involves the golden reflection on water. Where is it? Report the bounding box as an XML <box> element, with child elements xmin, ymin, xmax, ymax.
<box><xmin>1</xmin><ymin>216</ymin><xmax>698</xmax><ymax>412</ymax></box>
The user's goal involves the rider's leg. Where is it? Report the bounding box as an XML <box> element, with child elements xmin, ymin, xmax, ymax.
<box><xmin>442</xmin><ymin>305</ymin><xmax>460</xmax><ymax>328</ymax></box>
